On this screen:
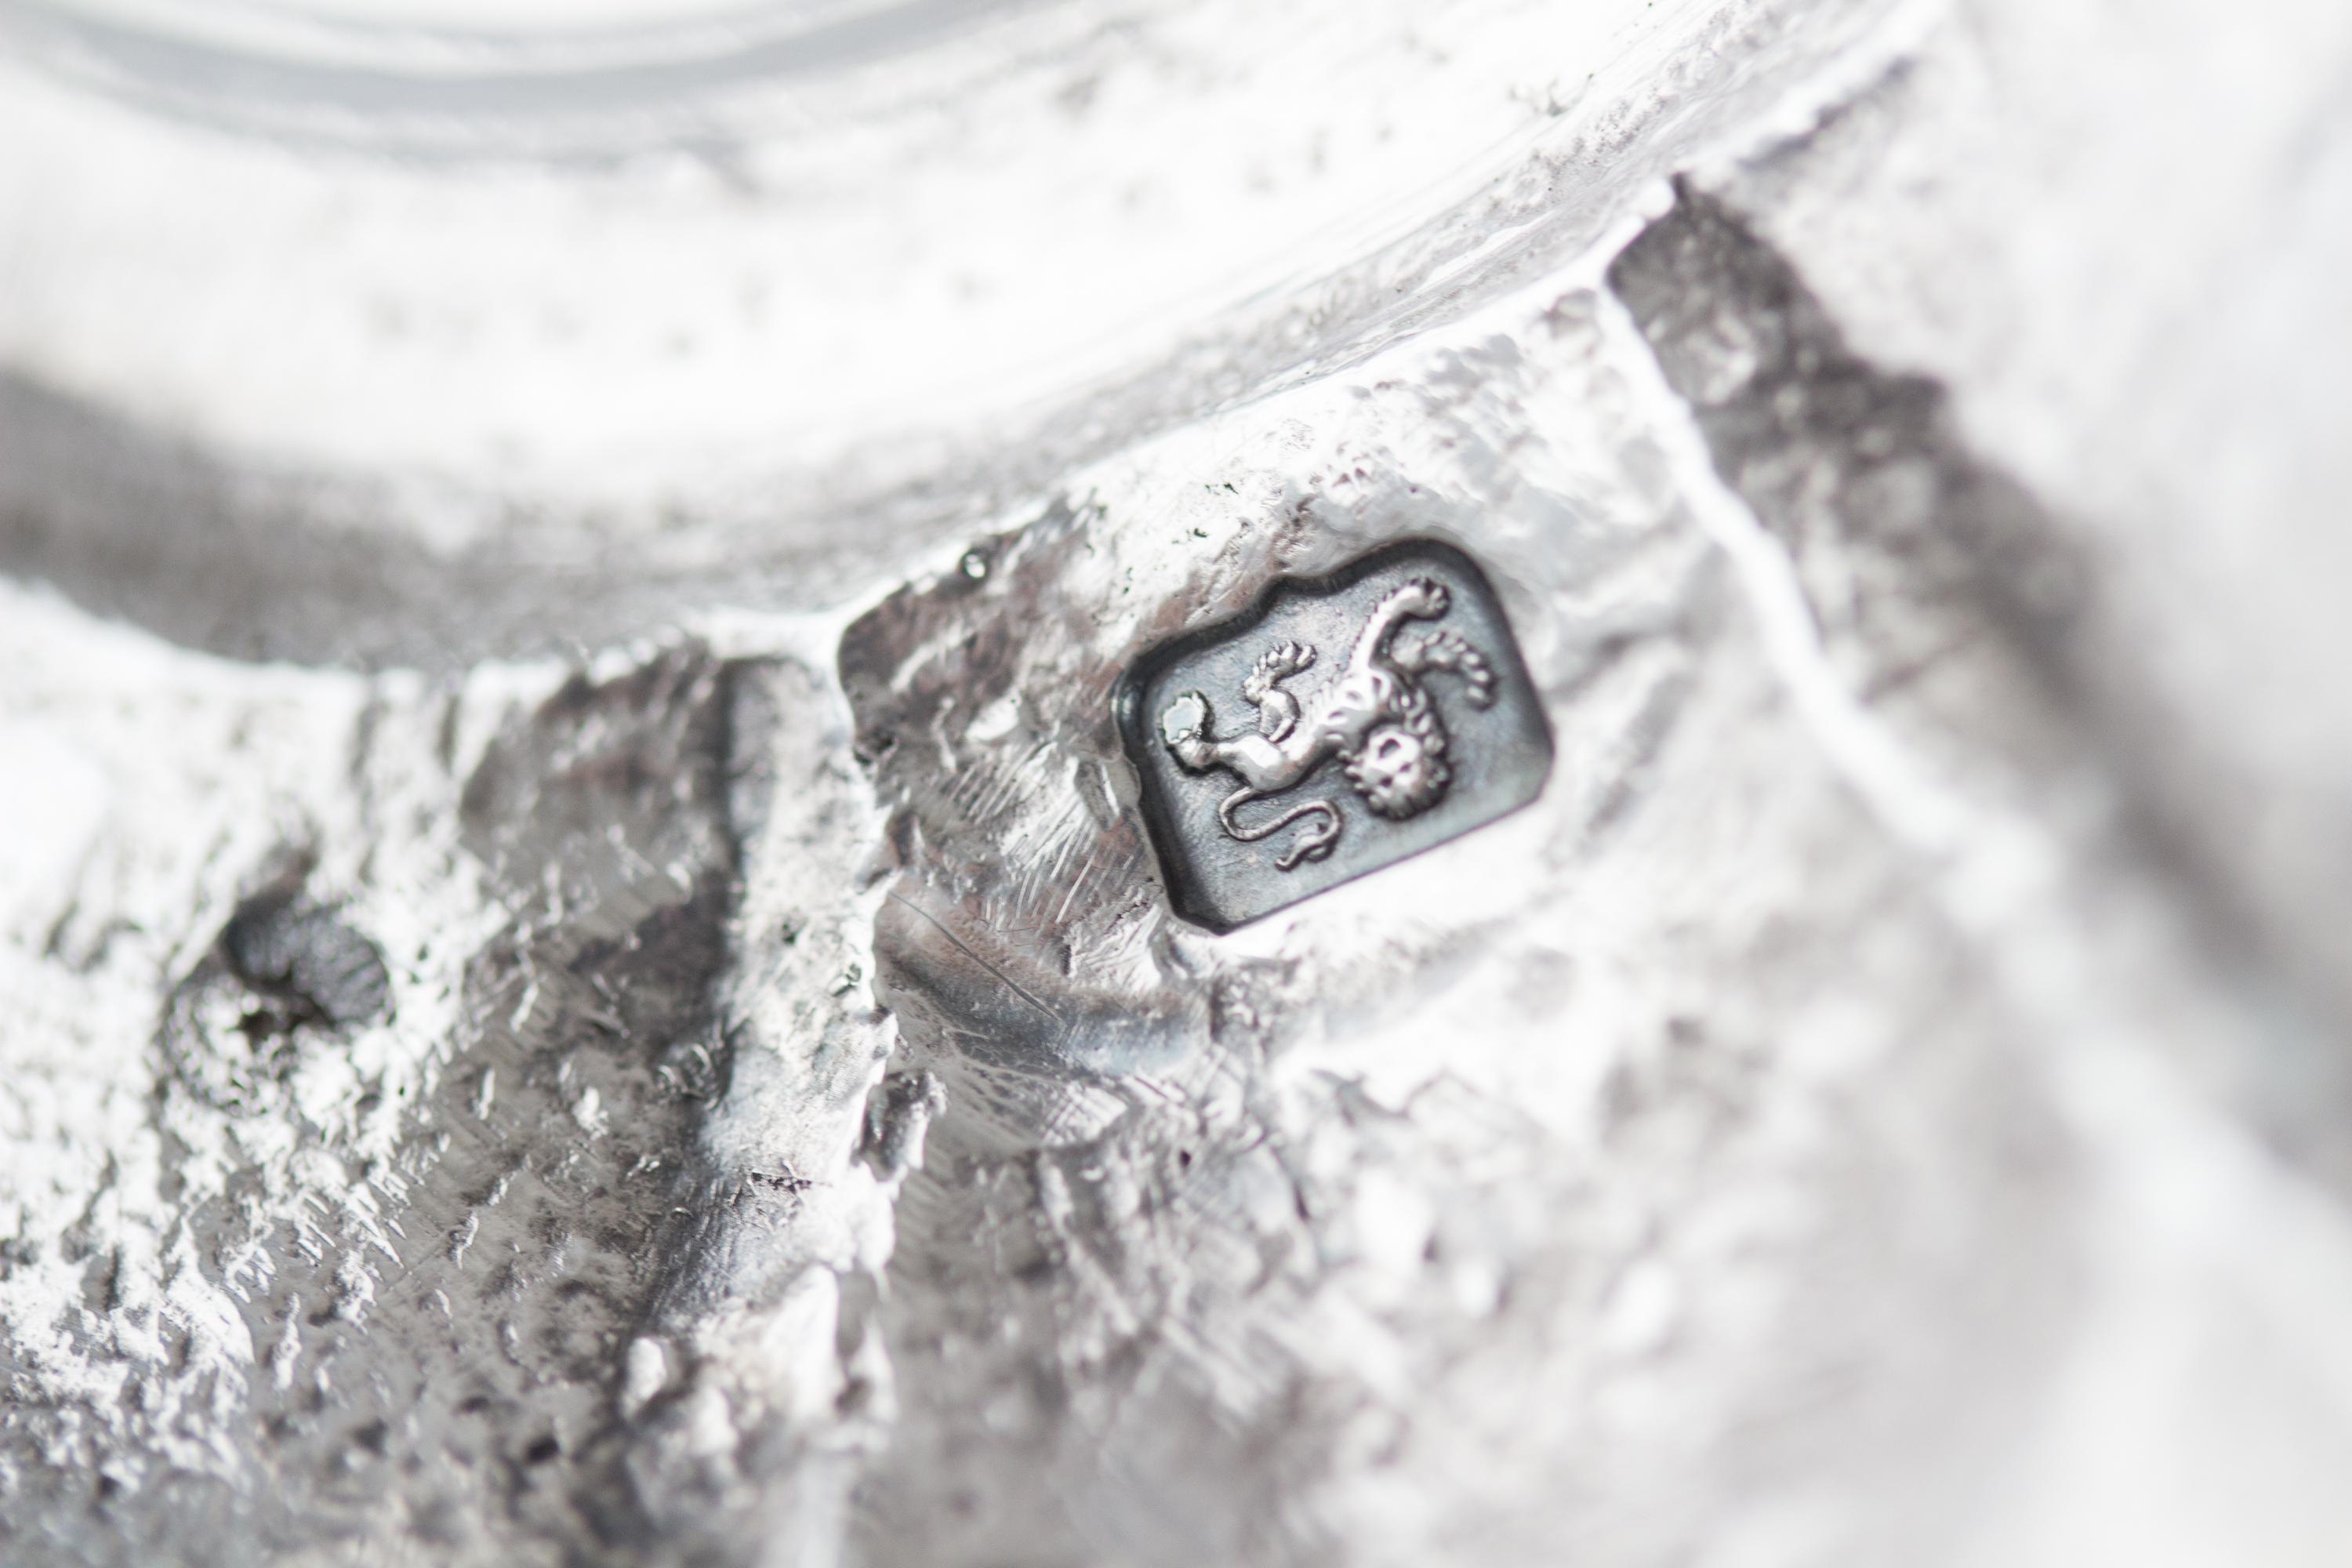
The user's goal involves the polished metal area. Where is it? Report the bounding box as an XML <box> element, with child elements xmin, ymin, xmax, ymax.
<box><xmin>1123</xmin><ymin>540</ymin><xmax>1550</xmax><ymax>929</ymax></box>
<box><xmin>0</xmin><ymin>0</ymin><xmax>1064</xmax><ymax>156</ymax></box>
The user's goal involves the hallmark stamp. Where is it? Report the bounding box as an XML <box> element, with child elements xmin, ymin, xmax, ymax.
<box><xmin>1120</xmin><ymin>539</ymin><xmax>1551</xmax><ymax>929</ymax></box>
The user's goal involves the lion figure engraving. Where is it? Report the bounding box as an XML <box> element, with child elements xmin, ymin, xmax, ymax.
<box><xmin>1157</xmin><ymin>575</ymin><xmax>1497</xmax><ymax>870</ymax></box>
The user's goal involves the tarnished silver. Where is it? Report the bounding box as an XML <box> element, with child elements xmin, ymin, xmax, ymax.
<box><xmin>1120</xmin><ymin>539</ymin><xmax>1551</xmax><ymax>929</ymax></box>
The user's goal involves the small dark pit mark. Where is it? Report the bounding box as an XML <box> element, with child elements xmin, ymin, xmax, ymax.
<box><xmin>224</xmin><ymin>889</ymin><xmax>392</xmax><ymax>1029</ymax></box>
<box><xmin>742</xmin><ymin>1167</ymin><xmax>815</xmax><ymax>1201</ymax></box>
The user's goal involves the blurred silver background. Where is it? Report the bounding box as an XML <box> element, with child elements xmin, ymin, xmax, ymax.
<box><xmin>2</xmin><ymin>1</ymin><xmax>2350</xmax><ymax>1563</ymax></box>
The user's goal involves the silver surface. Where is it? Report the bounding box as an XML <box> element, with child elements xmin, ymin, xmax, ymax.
<box><xmin>3</xmin><ymin>1</ymin><xmax>2352</xmax><ymax>1565</ymax></box>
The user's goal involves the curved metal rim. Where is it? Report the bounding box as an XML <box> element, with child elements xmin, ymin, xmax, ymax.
<box><xmin>0</xmin><ymin>0</ymin><xmax>1064</xmax><ymax>155</ymax></box>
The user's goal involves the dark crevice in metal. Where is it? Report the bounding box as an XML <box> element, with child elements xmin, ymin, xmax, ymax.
<box><xmin>1608</xmin><ymin>180</ymin><xmax>2352</xmax><ymax>1184</ymax></box>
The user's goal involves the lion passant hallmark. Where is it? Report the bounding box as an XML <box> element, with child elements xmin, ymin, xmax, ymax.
<box><xmin>1120</xmin><ymin>539</ymin><xmax>1552</xmax><ymax>930</ymax></box>
<box><xmin>1156</xmin><ymin>574</ymin><xmax>1498</xmax><ymax>869</ymax></box>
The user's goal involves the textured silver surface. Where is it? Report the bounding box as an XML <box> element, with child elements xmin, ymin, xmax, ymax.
<box><xmin>3</xmin><ymin>1</ymin><xmax>2352</xmax><ymax>1565</ymax></box>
